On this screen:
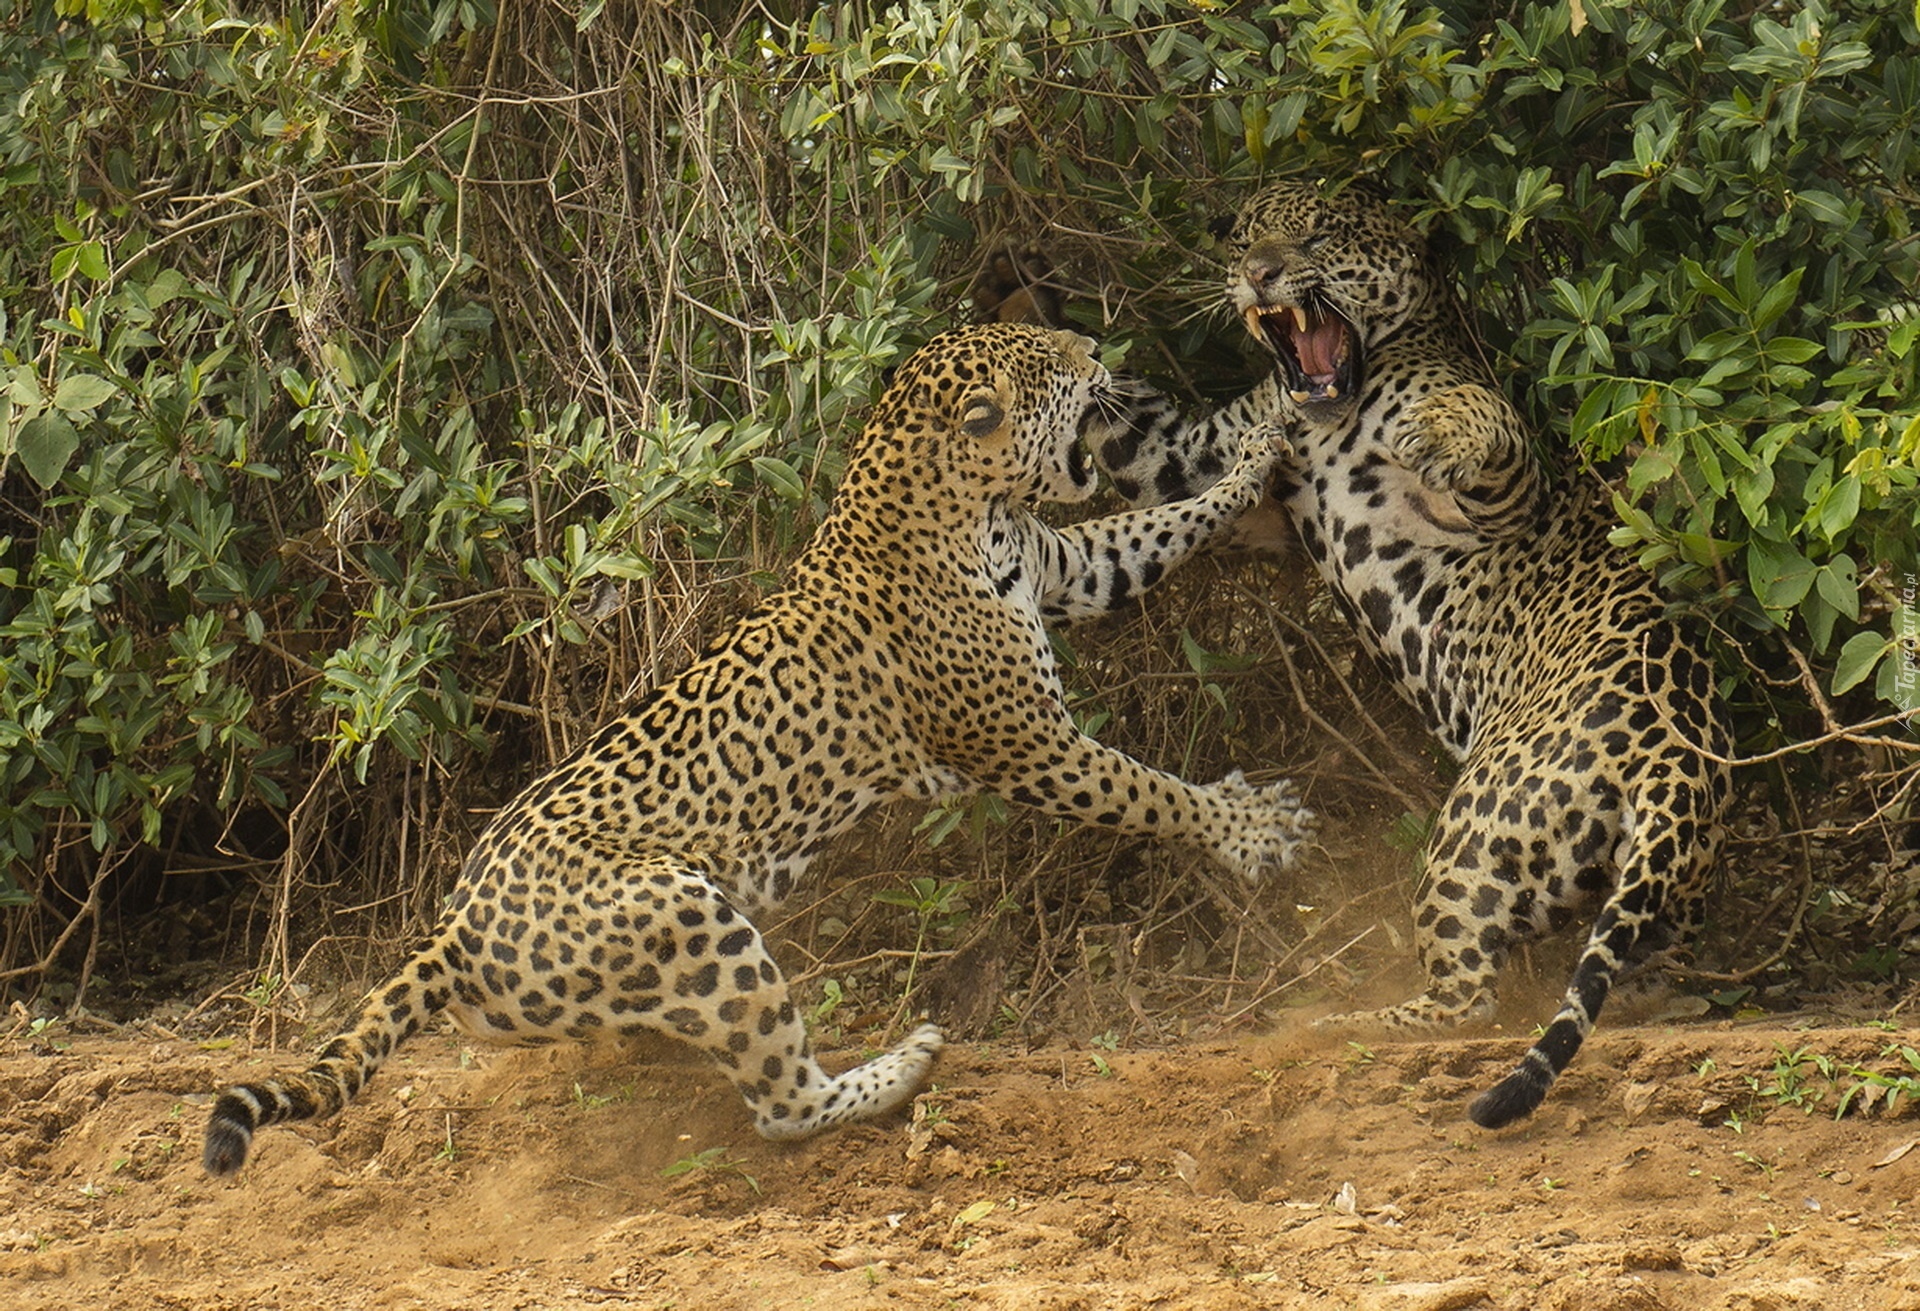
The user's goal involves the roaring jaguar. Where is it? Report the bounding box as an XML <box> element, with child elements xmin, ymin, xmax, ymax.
<box><xmin>202</xmin><ymin>323</ymin><xmax>1315</xmax><ymax>1175</ymax></box>
<box><xmin>1095</xmin><ymin>181</ymin><xmax>1733</xmax><ymax>1128</ymax></box>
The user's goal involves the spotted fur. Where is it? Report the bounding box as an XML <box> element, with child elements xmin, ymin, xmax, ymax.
<box><xmin>1095</xmin><ymin>182</ymin><xmax>1733</xmax><ymax>1128</ymax></box>
<box><xmin>202</xmin><ymin>323</ymin><xmax>1313</xmax><ymax>1176</ymax></box>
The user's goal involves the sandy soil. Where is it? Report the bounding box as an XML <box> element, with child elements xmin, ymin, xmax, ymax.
<box><xmin>3</xmin><ymin>1005</ymin><xmax>1916</xmax><ymax>1310</ymax></box>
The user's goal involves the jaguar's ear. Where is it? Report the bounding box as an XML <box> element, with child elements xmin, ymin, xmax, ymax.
<box><xmin>960</xmin><ymin>396</ymin><xmax>1006</xmax><ymax>439</ymax></box>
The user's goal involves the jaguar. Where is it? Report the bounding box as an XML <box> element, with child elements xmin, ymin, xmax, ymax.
<box><xmin>1094</xmin><ymin>181</ymin><xmax>1733</xmax><ymax>1128</ymax></box>
<box><xmin>202</xmin><ymin>322</ymin><xmax>1314</xmax><ymax>1175</ymax></box>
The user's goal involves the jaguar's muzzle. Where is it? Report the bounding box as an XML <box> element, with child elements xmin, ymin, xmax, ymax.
<box><xmin>1244</xmin><ymin>297</ymin><xmax>1363</xmax><ymax>408</ymax></box>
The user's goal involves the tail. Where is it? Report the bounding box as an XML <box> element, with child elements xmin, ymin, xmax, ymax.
<box><xmin>1470</xmin><ymin>814</ymin><xmax>1706</xmax><ymax>1129</ymax></box>
<box><xmin>204</xmin><ymin>940</ymin><xmax>455</xmax><ymax>1176</ymax></box>
<box><xmin>1467</xmin><ymin>989</ymin><xmax>1595</xmax><ymax>1129</ymax></box>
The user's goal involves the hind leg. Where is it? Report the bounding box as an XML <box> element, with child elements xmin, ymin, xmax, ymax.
<box><xmin>1470</xmin><ymin>801</ymin><xmax>1720</xmax><ymax>1127</ymax></box>
<box><xmin>613</xmin><ymin>868</ymin><xmax>942</xmax><ymax>1140</ymax></box>
<box><xmin>1319</xmin><ymin>769</ymin><xmax>1604</xmax><ymax>1033</ymax></box>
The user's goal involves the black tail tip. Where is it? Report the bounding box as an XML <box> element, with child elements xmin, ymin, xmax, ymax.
<box><xmin>1467</xmin><ymin>1062</ymin><xmax>1552</xmax><ymax>1130</ymax></box>
<box><xmin>203</xmin><ymin>1099</ymin><xmax>254</xmax><ymax>1176</ymax></box>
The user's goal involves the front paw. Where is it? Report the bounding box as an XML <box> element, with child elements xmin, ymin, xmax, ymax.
<box><xmin>1206</xmin><ymin>769</ymin><xmax>1316</xmax><ymax>883</ymax></box>
<box><xmin>1392</xmin><ymin>389</ymin><xmax>1500</xmax><ymax>492</ymax></box>
<box><xmin>1210</xmin><ymin>421</ymin><xmax>1294</xmax><ymax>517</ymax></box>
<box><xmin>1233</xmin><ymin>420</ymin><xmax>1294</xmax><ymax>477</ymax></box>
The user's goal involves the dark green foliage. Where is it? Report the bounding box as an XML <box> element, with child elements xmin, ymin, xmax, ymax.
<box><xmin>0</xmin><ymin>0</ymin><xmax>1914</xmax><ymax>994</ymax></box>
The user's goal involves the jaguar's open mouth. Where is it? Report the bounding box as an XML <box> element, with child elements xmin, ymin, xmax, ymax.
<box><xmin>1243</xmin><ymin>300</ymin><xmax>1362</xmax><ymax>407</ymax></box>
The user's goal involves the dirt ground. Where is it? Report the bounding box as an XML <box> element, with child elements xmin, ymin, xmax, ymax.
<box><xmin>3</xmin><ymin>999</ymin><xmax>1916</xmax><ymax>1310</ymax></box>
<box><xmin>2</xmin><ymin>557</ymin><xmax>1914</xmax><ymax>1309</ymax></box>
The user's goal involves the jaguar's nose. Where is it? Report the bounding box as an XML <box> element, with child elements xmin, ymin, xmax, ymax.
<box><xmin>1244</xmin><ymin>255</ymin><xmax>1286</xmax><ymax>292</ymax></box>
<box><xmin>1241</xmin><ymin>238</ymin><xmax>1302</xmax><ymax>295</ymax></box>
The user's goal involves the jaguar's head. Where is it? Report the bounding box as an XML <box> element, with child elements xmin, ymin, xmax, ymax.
<box><xmin>898</xmin><ymin>324</ymin><xmax>1115</xmax><ymax>504</ymax></box>
<box><xmin>1223</xmin><ymin>181</ymin><xmax>1434</xmax><ymax>411</ymax></box>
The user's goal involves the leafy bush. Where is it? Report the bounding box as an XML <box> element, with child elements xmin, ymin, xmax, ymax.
<box><xmin>0</xmin><ymin>0</ymin><xmax>1914</xmax><ymax>1001</ymax></box>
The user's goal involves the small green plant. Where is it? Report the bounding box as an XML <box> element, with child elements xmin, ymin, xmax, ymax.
<box><xmin>241</xmin><ymin>973</ymin><xmax>284</xmax><ymax>1011</ymax></box>
<box><xmin>1748</xmin><ymin>1042</ymin><xmax>1827</xmax><ymax>1112</ymax></box>
<box><xmin>571</xmin><ymin>1081</ymin><xmax>630</xmax><ymax>1112</ymax></box>
<box><xmin>1090</xmin><ymin>1053</ymin><xmax>1114</xmax><ymax>1079</ymax></box>
<box><xmin>1837</xmin><ymin>1043</ymin><xmax>1920</xmax><ymax>1117</ymax></box>
<box><xmin>660</xmin><ymin>1145</ymin><xmax>760</xmax><ymax>1194</ymax></box>
<box><xmin>914</xmin><ymin>794</ymin><xmax>1009</xmax><ymax>849</ymax></box>
<box><xmin>24</xmin><ymin>1015</ymin><xmax>68</xmax><ymax>1049</ymax></box>
<box><xmin>810</xmin><ymin>978</ymin><xmax>846</xmax><ymax>1028</ymax></box>
<box><xmin>873</xmin><ymin>875</ymin><xmax>972</xmax><ymax>1003</ymax></box>
<box><xmin>1175</xmin><ymin>627</ymin><xmax>1261</xmax><ymax>766</ymax></box>
<box><xmin>1344</xmin><ymin>1041</ymin><xmax>1377</xmax><ymax>1069</ymax></box>
<box><xmin>435</xmin><ymin>1116</ymin><xmax>461</xmax><ymax>1163</ymax></box>
<box><xmin>1090</xmin><ymin>1029</ymin><xmax>1119</xmax><ymax>1051</ymax></box>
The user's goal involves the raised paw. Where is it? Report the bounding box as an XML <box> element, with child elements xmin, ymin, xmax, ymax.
<box><xmin>1204</xmin><ymin>768</ymin><xmax>1317</xmax><ymax>883</ymax></box>
<box><xmin>1237</xmin><ymin>419</ymin><xmax>1294</xmax><ymax>467</ymax></box>
<box><xmin>1189</xmin><ymin>422</ymin><xmax>1286</xmax><ymax>509</ymax></box>
<box><xmin>1392</xmin><ymin>387</ymin><xmax>1503</xmax><ymax>492</ymax></box>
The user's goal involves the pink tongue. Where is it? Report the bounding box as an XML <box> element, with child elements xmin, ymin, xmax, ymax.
<box><xmin>1294</xmin><ymin>318</ymin><xmax>1345</xmax><ymax>379</ymax></box>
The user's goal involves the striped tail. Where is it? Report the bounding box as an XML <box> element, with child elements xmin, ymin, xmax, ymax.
<box><xmin>203</xmin><ymin>1049</ymin><xmax>359</xmax><ymax>1176</ymax></box>
<box><xmin>1469</xmin><ymin>874</ymin><xmax>1680</xmax><ymax>1128</ymax></box>
<box><xmin>204</xmin><ymin>940</ymin><xmax>455</xmax><ymax>1176</ymax></box>
<box><xmin>1467</xmin><ymin>1000</ymin><xmax>1594</xmax><ymax>1129</ymax></box>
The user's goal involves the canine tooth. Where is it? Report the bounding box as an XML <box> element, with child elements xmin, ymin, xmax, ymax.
<box><xmin>1288</xmin><ymin>389</ymin><xmax>1311</xmax><ymax>404</ymax></box>
<box><xmin>1324</xmin><ymin>385</ymin><xmax>1341</xmax><ymax>400</ymax></box>
<box><xmin>1291</xmin><ymin>305</ymin><xmax>1310</xmax><ymax>333</ymax></box>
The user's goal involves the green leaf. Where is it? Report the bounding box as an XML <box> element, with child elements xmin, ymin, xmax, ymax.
<box><xmin>592</xmin><ymin>553</ymin><xmax>653</xmax><ymax>581</ymax></box>
<box><xmin>1816</xmin><ymin>474</ymin><xmax>1861</xmax><ymax>541</ymax></box>
<box><xmin>1878</xmin><ymin>619</ymin><xmax>1920</xmax><ymax>711</ymax></box>
<box><xmin>1832</xmin><ymin>630</ymin><xmax>1890</xmax><ymax>695</ymax></box>
<box><xmin>16</xmin><ymin>412</ymin><xmax>79</xmax><ymax>489</ymax></box>
<box><xmin>1814</xmin><ymin>555</ymin><xmax>1860</xmax><ymax>621</ymax></box>
<box><xmin>1804</xmin><ymin>587</ymin><xmax>1838</xmax><ymax>652</ymax></box>
<box><xmin>76</xmin><ymin>241</ymin><xmax>109</xmax><ymax>282</ymax></box>
<box><xmin>1763</xmin><ymin>337</ymin><xmax>1823</xmax><ymax>364</ymax></box>
<box><xmin>1745</xmin><ymin>536</ymin><xmax>1817</xmax><ymax>613</ymax></box>
<box><xmin>146</xmin><ymin>268</ymin><xmax>188</xmax><ymax>306</ymax></box>
<box><xmin>53</xmin><ymin>373</ymin><xmax>117</xmax><ymax>414</ymax></box>
<box><xmin>751</xmin><ymin>456</ymin><xmax>806</xmax><ymax>502</ymax></box>
<box><xmin>1750</xmin><ymin>267</ymin><xmax>1803</xmax><ymax>330</ymax></box>
<box><xmin>1791</xmin><ymin>190</ymin><xmax>1848</xmax><ymax>225</ymax></box>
